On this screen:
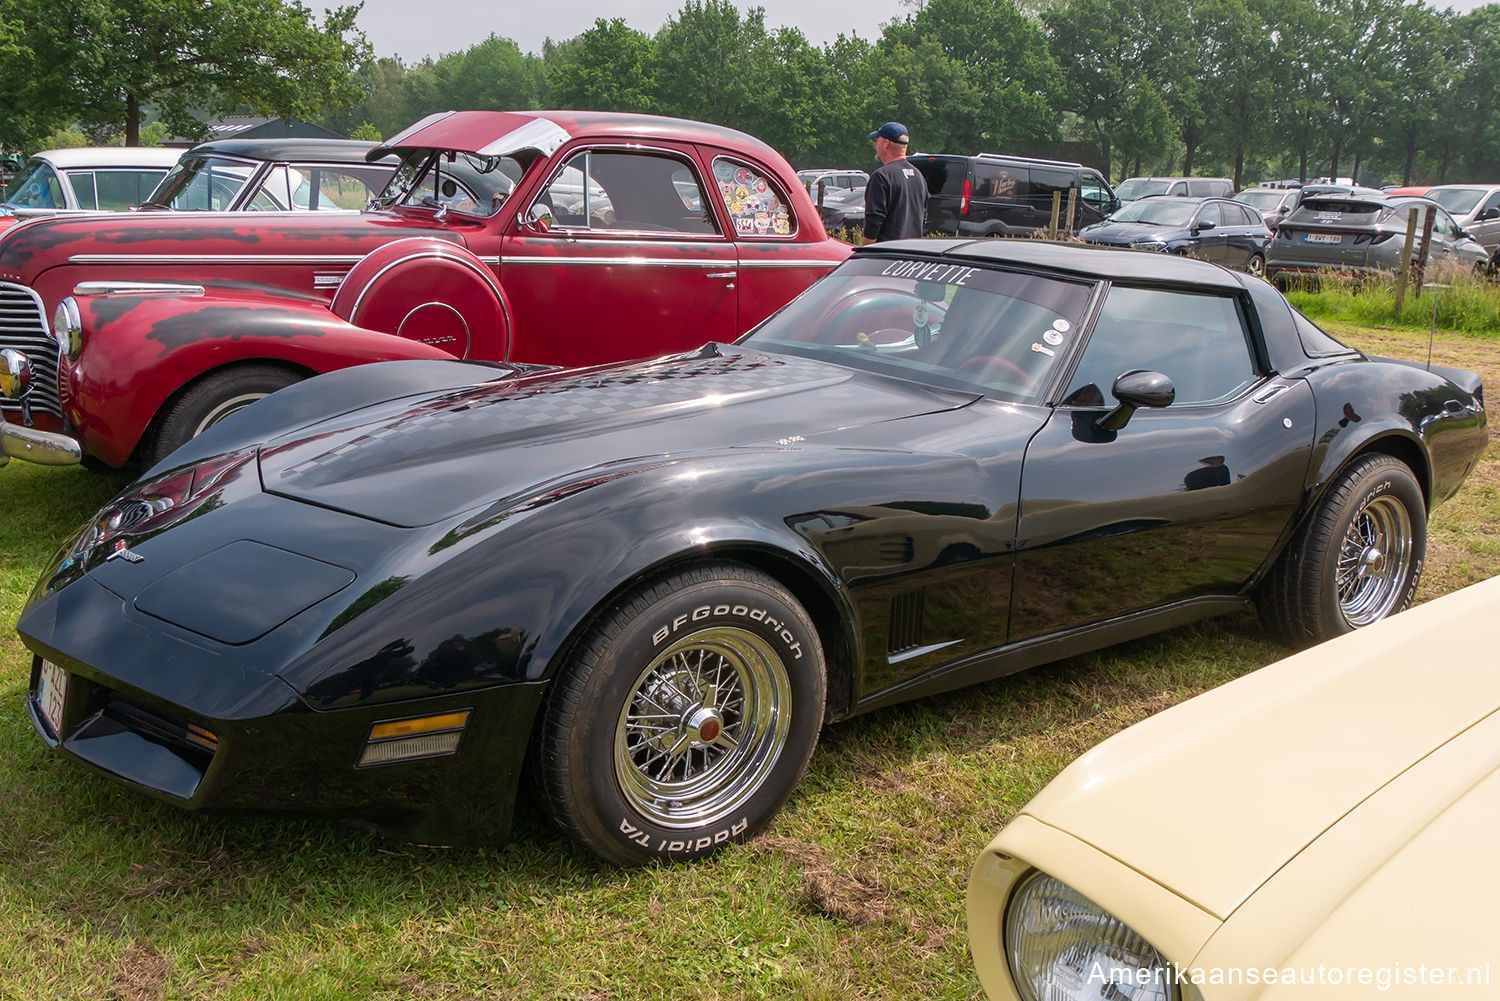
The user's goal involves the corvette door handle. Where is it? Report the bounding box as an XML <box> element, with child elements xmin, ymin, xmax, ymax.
<box><xmin>706</xmin><ymin>271</ymin><xmax>737</xmax><ymax>279</ymax></box>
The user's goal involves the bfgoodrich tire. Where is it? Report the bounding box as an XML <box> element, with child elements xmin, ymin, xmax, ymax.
<box><xmin>534</xmin><ymin>563</ymin><xmax>826</xmax><ymax>866</ymax></box>
<box><xmin>1258</xmin><ymin>453</ymin><xmax>1426</xmax><ymax>647</ymax></box>
<box><xmin>148</xmin><ymin>365</ymin><xmax>301</xmax><ymax>466</ymax></box>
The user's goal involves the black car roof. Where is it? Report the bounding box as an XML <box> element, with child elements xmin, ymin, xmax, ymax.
<box><xmin>857</xmin><ymin>238</ymin><xmax>1246</xmax><ymax>290</ymax></box>
<box><xmin>183</xmin><ymin>138</ymin><xmax>392</xmax><ymax>164</ymax></box>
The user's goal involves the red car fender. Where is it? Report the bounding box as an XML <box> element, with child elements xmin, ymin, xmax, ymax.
<box><xmin>68</xmin><ymin>291</ymin><xmax>460</xmax><ymax>467</ymax></box>
<box><xmin>331</xmin><ymin>237</ymin><xmax>512</xmax><ymax>361</ymax></box>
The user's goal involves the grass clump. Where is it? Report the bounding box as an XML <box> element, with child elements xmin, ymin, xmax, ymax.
<box><xmin>1286</xmin><ymin>268</ymin><xmax>1500</xmax><ymax>336</ymax></box>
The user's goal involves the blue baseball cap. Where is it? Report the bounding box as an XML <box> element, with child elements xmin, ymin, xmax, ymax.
<box><xmin>868</xmin><ymin>122</ymin><xmax>910</xmax><ymax>144</ymax></box>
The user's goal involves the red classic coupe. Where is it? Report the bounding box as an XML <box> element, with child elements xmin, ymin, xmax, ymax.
<box><xmin>0</xmin><ymin>111</ymin><xmax>850</xmax><ymax>468</ymax></box>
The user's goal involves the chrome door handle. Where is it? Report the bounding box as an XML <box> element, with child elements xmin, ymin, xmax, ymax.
<box><xmin>706</xmin><ymin>271</ymin><xmax>737</xmax><ymax>278</ymax></box>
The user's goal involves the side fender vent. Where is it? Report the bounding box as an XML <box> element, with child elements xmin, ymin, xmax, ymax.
<box><xmin>878</xmin><ymin>536</ymin><xmax>916</xmax><ymax>564</ymax></box>
<box><xmin>888</xmin><ymin>588</ymin><xmax>926</xmax><ymax>654</ymax></box>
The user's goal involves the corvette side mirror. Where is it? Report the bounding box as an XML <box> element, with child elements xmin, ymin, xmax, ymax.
<box><xmin>1097</xmin><ymin>369</ymin><xmax>1175</xmax><ymax>431</ymax></box>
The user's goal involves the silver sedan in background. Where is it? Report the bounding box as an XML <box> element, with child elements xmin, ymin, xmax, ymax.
<box><xmin>1267</xmin><ymin>193</ymin><xmax>1489</xmax><ymax>282</ymax></box>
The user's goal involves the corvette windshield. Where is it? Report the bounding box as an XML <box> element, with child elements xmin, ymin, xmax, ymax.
<box><xmin>743</xmin><ymin>257</ymin><xmax>1095</xmax><ymax>403</ymax></box>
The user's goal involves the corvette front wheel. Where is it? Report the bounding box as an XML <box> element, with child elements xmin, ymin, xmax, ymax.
<box><xmin>535</xmin><ymin>563</ymin><xmax>826</xmax><ymax>866</ymax></box>
<box><xmin>1258</xmin><ymin>453</ymin><xmax>1426</xmax><ymax>647</ymax></box>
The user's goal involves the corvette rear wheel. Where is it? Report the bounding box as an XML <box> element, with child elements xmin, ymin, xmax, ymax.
<box><xmin>148</xmin><ymin>365</ymin><xmax>301</xmax><ymax>466</ymax></box>
<box><xmin>534</xmin><ymin>563</ymin><xmax>825</xmax><ymax>866</ymax></box>
<box><xmin>1257</xmin><ymin>453</ymin><xmax>1425</xmax><ymax>647</ymax></box>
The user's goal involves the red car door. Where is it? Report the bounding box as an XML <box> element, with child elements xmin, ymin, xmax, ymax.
<box><xmin>499</xmin><ymin>142</ymin><xmax>738</xmax><ymax>367</ymax></box>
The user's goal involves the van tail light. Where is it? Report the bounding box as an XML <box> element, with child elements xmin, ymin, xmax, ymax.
<box><xmin>960</xmin><ymin>178</ymin><xmax>970</xmax><ymax>215</ymax></box>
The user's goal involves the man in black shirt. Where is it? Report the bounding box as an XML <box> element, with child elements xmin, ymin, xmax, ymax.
<box><xmin>863</xmin><ymin>121</ymin><xmax>927</xmax><ymax>242</ymax></box>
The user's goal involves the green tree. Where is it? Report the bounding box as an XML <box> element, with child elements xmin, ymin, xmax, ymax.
<box><xmin>1042</xmin><ymin>0</ymin><xmax>1176</xmax><ymax>177</ymax></box>
<box><xmin>545</xmin><ymin>18</ymin><xmax>658</xmax><ymax>112</ymax></box>
<box><xmin>1196</xmin><ymin>0</ymin><xmax>1283</xmax><ymax>189</ymax></box>
<box><xmin>906</xmin><ymin>0</ymin><xmax>1061</xmax><ymax>149</ymax></box>
<box><xmin>2</xmin><ymin>0</ymin><xmax>368</xmax><ymax>148</ymax></box>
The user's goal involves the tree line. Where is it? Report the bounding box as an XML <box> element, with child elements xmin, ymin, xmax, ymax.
<box><xmin>4</xmin><ymin>0</ymin><xmax>1498</xmax><ymax>188</ymax></box>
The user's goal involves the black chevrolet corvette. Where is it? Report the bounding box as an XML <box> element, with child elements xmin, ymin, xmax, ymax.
<box><xmin>14</xmin><ymin>240</ymin><xmax>1488</xmax><ymax>865</ymax></box>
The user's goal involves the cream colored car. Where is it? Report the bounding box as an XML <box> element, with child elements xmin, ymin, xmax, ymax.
<box><xmin>969</xmin><ymin>575</ymin><xmax>1500</xmax><ymax>1000</ymax></box>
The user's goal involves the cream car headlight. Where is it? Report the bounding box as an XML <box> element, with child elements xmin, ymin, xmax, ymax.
<box><xmin>1006</xmin><ymin>871</ymin><xmax>1178</xmax><ymax>1001</ymax></box>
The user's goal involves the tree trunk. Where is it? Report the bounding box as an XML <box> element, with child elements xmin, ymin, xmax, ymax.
<box><xmin>125</xmin><ymin>93</ymin><xmax>140</xmax><ymax>146</ymax></box>
<box><xmin>1352</xmin><ymin>152</ymin><xmax>1361</xmax><ymax>185</ymax></box>
<box><xmin>1233</xmin><ymin>148</ymin><xmax>1244</xmax><ymax>191</ymax></box>
<box><xmin>1328</xmin><ymin>138</ymin><xmax>1342</xmax><ymax>183</ymax></box>
<box><xmin>1182</xmin><ymin>140</ymin><xmax>1196</xmax><ymax>176</ymax></box>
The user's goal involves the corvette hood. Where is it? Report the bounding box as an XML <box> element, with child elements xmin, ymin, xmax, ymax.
<box><xmin>1018</xmin><ymin>576</ymin><xmax>1500</xmax><ymax>920</ymax></box>
<box><xmin>258</xmin><ymin>346</ymin><xmax>976</xmax><ymax>527</ymax></box>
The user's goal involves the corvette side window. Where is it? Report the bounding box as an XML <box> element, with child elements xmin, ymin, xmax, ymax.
<box><xmin>1063</xmin><ymin>288</ymin><xmax>1256</xmax><ymax>407</ymax></box>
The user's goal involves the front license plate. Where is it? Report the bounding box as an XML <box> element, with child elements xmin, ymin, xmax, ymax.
<box><xmin>1305</xmin><ymin>233</ymin><xmax>1342</xmax><ymax>244</ymax></box>
<box><xmin>36</xmin><ymin>660</ymin><xmax>67</xmax><ymax>737</ymax></box>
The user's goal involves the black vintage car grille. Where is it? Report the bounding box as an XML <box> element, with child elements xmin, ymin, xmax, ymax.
<box><xmin>0</xmin><ymin>282</ymin><xmax>62</xmax><ymax>420</ymax></box>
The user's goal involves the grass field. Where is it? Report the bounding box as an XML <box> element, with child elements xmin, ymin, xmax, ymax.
<box><xmin>1</xmin><ymin>322</ymin><xmax>1495</xmax><ymax>1000</ymax></box>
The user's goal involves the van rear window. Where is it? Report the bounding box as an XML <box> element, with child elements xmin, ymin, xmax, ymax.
<box><xmin>912</xmin><ymin>157</ymin><xmax>966</xmax><ymax>197</ymax></box>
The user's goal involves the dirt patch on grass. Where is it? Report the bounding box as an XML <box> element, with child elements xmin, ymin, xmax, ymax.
<box><xmin>107</xmin><ymin>941</ymin><xmax>171</xmax><ymax>1001</ymax></box>
<box><xmin>755</xmin><ymin>834</ymin><xmax>896</xmax><ymax>925</ymax></box>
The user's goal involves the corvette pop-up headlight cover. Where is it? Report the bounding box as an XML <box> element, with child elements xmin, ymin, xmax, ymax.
<box><xmin>1005</xmin><ymin>870</ymin><xmax>1178</xmax><ymax>1001</ymax></box>
<box><xmin>49</xmin><ymin>448</ymin><xmax>259</xmax><ymax>588</ymax></box>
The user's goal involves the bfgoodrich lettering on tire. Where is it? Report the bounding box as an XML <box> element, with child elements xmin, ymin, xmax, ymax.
<box><xmin>534</xmin><ymin>563</ymin><xmax>826</xmax><ymax>866</ymax></box>
<box><xmin>1258</xmin><ymin>452</ymin><xmax>1426</xmax><ymax>647</ymax></box>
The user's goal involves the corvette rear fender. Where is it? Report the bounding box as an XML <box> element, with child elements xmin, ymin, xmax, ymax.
<box><xmin>69</xmin><ymin>291</ymin><xmax>462</xmax><ymax>467</ymax></box>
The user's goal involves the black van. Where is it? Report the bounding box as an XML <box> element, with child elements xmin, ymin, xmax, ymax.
<box><xmin>910</xmin><ymin>153</ymin><xmax>1119</xmax><ymax>237</ymax></box>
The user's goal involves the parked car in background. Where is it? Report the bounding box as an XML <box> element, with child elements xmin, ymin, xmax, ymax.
<box><xmin>798</xmin><ymin>168</ymin><xmax>867</xmax><ymax>194</ymax></box>
<box><xmin>1114</xmin><ymin>176</ymin><xmax>1233</xmax><ymax>202</ymax></box>
<box><xmin>1234</xmin><ymin>182</ymin><xmax>1384</xmax><ymax>230</ymax></box>
<box><xmin>12</xmin><ymin>239</ymin><xmax>1485</xmax><ymax>866</ymax></box>
<box><xmin>1079</xmin><ymin>195</ymin><xmax>1272</xmax><ymax>275</ymax></box>
<box><xmin>911</xmin><ymin>153</ymin><xmax>1118</xmax><ymax>237</ymax></box>
<box><xmin>1233</xmin><ymin>185</ymin><xmax>1301</xmax><ymax>228</ymax></box>
<box><xmin>0</xmin><ymin>110</ymin><xmax>850</xmax><ymax>468</ymax></box>
<box><xmin>969</xmin><ymin>572</ymin><xmax>1500</xmax><ymax>1001</ymax></box>
<box><xmin>1268</xmin><ymin>193</ymin><xmax>1489</xmax><ymax>281</ymax></box>
<box><xmin>0</xmin><ymin>147</ymin><xmax>179</xmax><ymax>218</ymax></box>
<box><xmin>817</xmin><ymin>184</ymin><xmax>866</xmax><ymax>233</ymax></box>
<box><xmin>1425</xmin><ymin>184</ymin><xmax>1500</xmax><ymax>265</ymax></box>
<box><xmin>141</xmin><ymin>139</ymin><xmax>398</xmax><ymax>213</ymax></box>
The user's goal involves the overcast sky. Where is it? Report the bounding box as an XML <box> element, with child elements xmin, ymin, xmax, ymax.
<box><xmin>351</xmin><ymin>0</ymin><xmax>1495</xmax><ymax>64</ymax></box>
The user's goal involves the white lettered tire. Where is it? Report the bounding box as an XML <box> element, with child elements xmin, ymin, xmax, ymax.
<box><xmin>534</xmin><ymin>563</ymin><xmax>826</xmax><ymax>866</ymax></box>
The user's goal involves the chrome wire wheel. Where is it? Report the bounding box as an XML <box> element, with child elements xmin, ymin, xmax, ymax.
<box><xmin>1336</xmin><ymin>494</ymin><xmax>1413</xmax><ymax>627</ymax></box>
<box><xmin>615</xmin><ymin>626</ymin><xmax>791</xmax><ymax>829</ymax></box>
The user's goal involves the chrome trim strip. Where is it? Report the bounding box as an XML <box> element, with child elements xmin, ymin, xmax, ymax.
<box><xmin>501</xmin><ymin>255</ymin><xmax>840</xmax><ymax>269</ymax></box>
<box><xmin>501</xmin><ymin>256</ymin><xmax>740</xmax><ymax>269</ymax></box>
<box><xmin>72</xmin><ymin>281</ymin><xmax>206</xmax><ymax>296</ymax></box>
<box><xmin>67</xmin><ymin>254</ymin><xmax>369</xmax><ymax>266</ymax></box>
